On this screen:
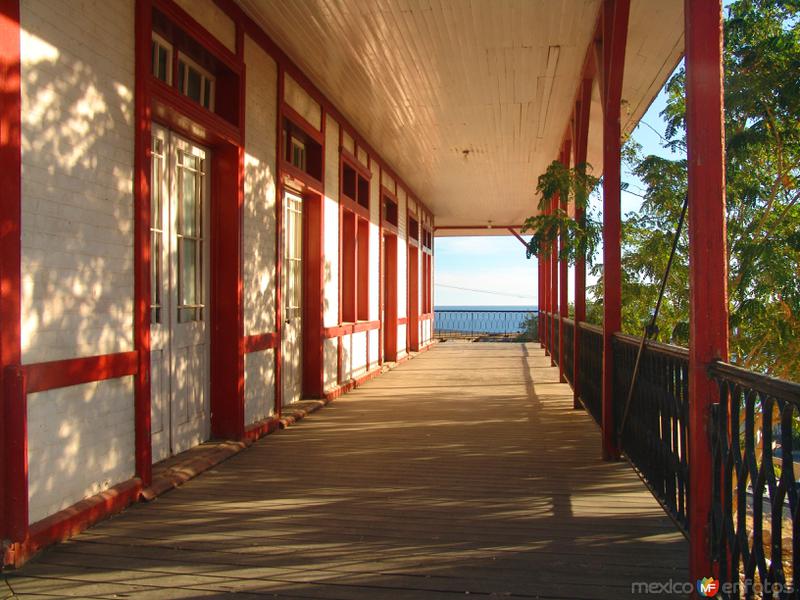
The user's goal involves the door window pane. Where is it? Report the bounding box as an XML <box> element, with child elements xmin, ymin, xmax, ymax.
<box><xmin>150</xmin><ymin>135</ymin><xmax>165</xmax><ymax>324</ymax></box>
<box><xmin>177</xmin><ymin>150</ymin><xmax>204</xmax><ymax>323</ymax></box>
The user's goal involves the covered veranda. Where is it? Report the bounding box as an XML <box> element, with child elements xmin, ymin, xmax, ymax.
<box><xmin>7</xmin><ymin>342</ymin><xmax>687</xmax><ymax>598</ymax></box>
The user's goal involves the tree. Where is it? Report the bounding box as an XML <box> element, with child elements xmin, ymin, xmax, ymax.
<box><xmin>586</xmin><ymin>0</ymin><xmax>800</xmax><ymax>379</ymax></box>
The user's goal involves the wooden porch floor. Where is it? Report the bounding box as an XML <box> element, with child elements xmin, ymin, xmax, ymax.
<box><xmin>6</xmin><ymin>342</ymin><xmax>688</xmax><ymax>599</ymax></box>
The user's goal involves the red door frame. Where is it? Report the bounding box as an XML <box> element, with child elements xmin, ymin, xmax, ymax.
<box><xmin>685</xmin><ymin>0</ymin><xmax>728</xmax><ymax>584</ymax></box>
<box><xmin>302</xmin><ymin>190</ymin><xmax>325</xmax><ymax>398</ymax></box>
<box><xmin>0</xmin><ymin>0</ymin><xmax>22</xmax><ymax>545</ymax></box>
<box><xmin>383</xmin><ymin>233</ymin><xmax>398</xmax><ymax>362</ymax></box>
<box><xmin>600</xmin><ymin>0</ymin><xmax>629</xmax><ymax>461</ymax></box>
<box><xmin>408</xmin><ymin>245</ymin><xmax>419</xmax><ymax>351</ymax></box>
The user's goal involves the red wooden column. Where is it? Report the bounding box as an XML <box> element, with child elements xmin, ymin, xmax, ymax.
<box><xmin>552</xmin><ymin>184</ymin><xmax>557</xmax><ymax>361</ymax></box>
<box><xmin>600</xmin><ymin>0</ymin><xmax>629</xmax><ymax>460</ymax></box>
<box><xmin>542</xmin><ymin>210</ymin><xmax>550</xmax><ymax>354</ymax></box>
<box><xmin>558</xmin><ymin>140</ymin><xmax>571</xmax><ymax>383</ymax></box>
<box><xmin>685</xmin><ymin>0</ymin><xmax>728</xmax><ymax>584</ymax></box>
<box><xmin>572</xmin><ymin>77</ymin><xmax>592</xmax><ymax>409</ymax></box>
<box><xmin>538</xmin><ymin>252</ymin><xmax>545</xmax><ymax>348</ymax></box>
<box><xmin>0</xmin><ymin>0</ymin><xmax>24</xmax><ymax>549</ymax></box>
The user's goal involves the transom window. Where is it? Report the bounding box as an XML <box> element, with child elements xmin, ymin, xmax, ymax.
<box><xmin>151</xmin><ymin>33</ymin><xmax>172</xmax><ymax>84</ymax></box>
<box><xmin>290</xmin><ymin>136</ymin><xmax>306</xmax><ymax>172</ymax></box>
<box><xmin>177</xmin><ymin>54</ymin><xmax>215</xmax><ymax>111</ymax></box>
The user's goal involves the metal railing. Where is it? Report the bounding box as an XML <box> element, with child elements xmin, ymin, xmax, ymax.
<box><xmin>577</xmin><ymin>322</ymin><xmax>603</xmax><ymax>426</ymax></box>
<box><xmin>434</xmin><ymin>309</ymin><xmax>538</xmax><ymax>341</ymax></box>
<box><xmin>614</xmin><ymin>332</ymin><xmax>690</xmax><ymax>534</ymax></box>
<box><xmin>709</xmin><ymin>361</ymin><xmax>800</xmax><ymax>598</ymax></box>
<box><xmin>563</xmin><ymin>317</ymin><xmax>575</xmax><ymax>385</ymax></box>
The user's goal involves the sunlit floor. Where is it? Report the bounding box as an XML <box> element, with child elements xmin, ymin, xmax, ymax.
<box><xmin>6</xmin><ymin>342</ymin><xmax>687</xmax><ymax>599</ymax></box>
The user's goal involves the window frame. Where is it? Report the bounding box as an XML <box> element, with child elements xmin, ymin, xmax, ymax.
<box><xmin>177</xmin><ymin>52</ymin><xmax>216</xmax><ymax>111</ymax></box>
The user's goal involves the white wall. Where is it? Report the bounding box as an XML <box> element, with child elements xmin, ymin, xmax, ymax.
<box><xmin>20</xmin><ymin>0</ymin><xmax>136</xmax><ymax>523</ymax></box>
<box><xmin>323</xmin><ymin>116</ymin><xmax>340</xmax><ymax>392</ymax></box>
<box><xmin>242</xmin><ymin>35</ymin><xmax>278</xmax><ymax>424</ymax></box>
<box><xmin>396</xmin><ymin>187</ymin><xmax>408</xmax><ymax>357</ymax></box>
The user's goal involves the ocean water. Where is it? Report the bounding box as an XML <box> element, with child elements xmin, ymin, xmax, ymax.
<box><xmin>434</xmin><ymin>305</ymin><xmax>539</xmax><ymax>335</ymax></box>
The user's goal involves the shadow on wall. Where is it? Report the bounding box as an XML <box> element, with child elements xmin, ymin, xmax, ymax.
<box><xmin>19</xmin><ymin>7</ymin><xmax>138</xmax><ymax>522</ymax></box>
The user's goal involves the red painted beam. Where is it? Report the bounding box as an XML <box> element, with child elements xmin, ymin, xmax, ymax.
<box><xmin>24</xmin><ymin>352</ymin><xmax>139</xmax><ymax>394</ymax></box>
<box><xmin>506</xmin><ymin>227</ymin><xmax>530</xmax><ymax>249</ymax></box>
<box><xmin>685</xmin><ymin>0</ymin><xmax>728</xmax><ymax>586</ymax></box>
<box><xmin>243</xmin><ymin>332</ymin><xmax>279</xmax><ymax>353</ymax></box>
<box><xmin>0</xmin><ymin>0</ymin><xmax>21</xmax><ymax>542</ymax></box>
<box><xmin>601</xmin><ymin>0</ymin><xmax>629</xmax><ymax>461</ymax></box>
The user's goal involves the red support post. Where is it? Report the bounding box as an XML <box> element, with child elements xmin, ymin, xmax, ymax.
<box><xmin>573</xmin><ymin>77</ymin><xmax>592</xmax><ymax>409</ymax></box>
<box><xmin>538</xmin><ymin>254</ymin><xmax>544</xmax><ymax>348</ymax></box>
<box><xmin>552</xmin><ymin>199</ymin><xmax>556</xmax><ymax>361</ymax></box>
<box><xmin>600</xmin><ymin>0</ymin><xmax>629</xmax><ymax>461</ymax></box>
<box><xmin>0</xmin><ymin>0</ymin><xmax>23</xmax><ymax>547</ymax></box>
<box><xmin>685</xmin><ymin>0</ymin><xmax>728</xmax><ymax>585</ymax></box>
<box><xmin>558</xmin><ymin>140</ymin><xmax>571</xmax><ymax>384</ymax></box>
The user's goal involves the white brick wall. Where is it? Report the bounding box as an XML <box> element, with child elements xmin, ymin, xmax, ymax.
<box><xmin>27</xmin><ymin>377</ymin><xmax>135</xmax><ymax>524</ymax></box>
<box><xmin>21</xmin><ymin>0</ymin><xmax>135</xmax><ymax>364</ymax></box>
<box><xmin>20</xmin><ymin>0</ymin><xmax>137</xmax><ymax>525</ymax></box>
<box><xmin>244</xmin><ymin>349</ymin><xmax>275</xmax><ymax>425</ymax></box>
<box><xmin>242</xmin><ymin>36</ymin><xmax>278</xmax><ymax>426</ymax></box>
<box><xmin>243</xmin><ymin>36</ymin><xmax>278</xmax><ymax>337</ymax></box>
<box><xmin>323</xmin><ymin>117</ymin><xmax>340</xmax><ymax>328</ymax></box>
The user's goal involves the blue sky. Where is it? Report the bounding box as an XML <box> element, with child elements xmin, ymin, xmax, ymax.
<box><xmin>434</xmin><ymin>74</ymin><xmax>683</xmax><ymax>307</ymax></box>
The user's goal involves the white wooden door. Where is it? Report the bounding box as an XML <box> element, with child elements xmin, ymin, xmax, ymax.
<box><xmin>150</xmin><ymin>126</ymin><xmax>211</xmax><ymax>461</ymax></box>
<box><xmin>282</xmin><ymin>190</ymin><xmax>303</xmax><ymax>405</ymax></box>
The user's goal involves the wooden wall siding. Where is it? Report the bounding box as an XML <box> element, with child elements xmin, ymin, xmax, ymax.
<box><xmin>236</xmin><ymin>0</ymin><xmax>683</xmax><ymax>234</ymax></box>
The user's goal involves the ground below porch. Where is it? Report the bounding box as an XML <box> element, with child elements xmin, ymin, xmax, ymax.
<box><xmin>5</xmin><ymin>342</ymin><xmax>687</xmax><ymax>599</ymax></box>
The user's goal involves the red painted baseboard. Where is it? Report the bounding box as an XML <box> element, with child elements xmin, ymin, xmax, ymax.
<box><xmin>3</xmin><ymin>478</ymin><xmax>142</xmax><ymax>569</ymax></box>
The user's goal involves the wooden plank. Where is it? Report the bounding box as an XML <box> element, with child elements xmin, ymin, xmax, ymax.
<box><xmin>12</xmin><ymin>343</ymin><xmax>687</xmax><ymax>599</ymax></box>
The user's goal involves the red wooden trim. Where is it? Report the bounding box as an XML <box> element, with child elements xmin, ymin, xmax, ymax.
<box><xmin>281</xmin><ymin>101</ymin><xmax>324</xmax><ymax>143</ymax></box>
<box><xmin>378</xmin><ymin>170</ymin><xmax>384</xmax><ymax>364</ymax></box>
<box><xmin>550</xmin><ymin>183</ymin><xmax>558</xmax><ymax>367</ymax></box>
<box><xmin>303</xmin><ymin>190</ymin><xmax>325</xmax><ymax>398</ymax></box>
<box><xmin>434</xmin><ymin>224</ymin><xmax>524</xmax><ymax>231</ymax></box>
<box><xmin>0</xmin><ymin>0</ymin><xmax>22</xmax><ymax>543</ymax></box>
<box><xmin>3</xmin><ymin>366</ymin><xmax>26</xmax><ymax>545</ymax></box>
<box><xmin>243</xmin><ymin>332</ymin><xmax>279</xmax><ymax>353</ymax></box>
<box><xmin>3</xmin><ymin>477</ymin><xmax>141</xmax><ymax>568</ymax></box>
<box><xmin>341</xmin><ymin>196</ymin><xmax>370</xmax><ymax>221</ymax></box>
<box><xmin>280</xmin><ymin>161</ymin><xmax>324</xmax><ymax>195</ymax></box>
<box><xmin>244</xmin><ymin>416</ymin><xmax>281</xmax><ymax>442</ymax></box>
<box><xmin>154</xmin><ymin>0</ymin><xmax>240</xmax><ymax>72</ymax></box>
<box><xmin>408</xmin><ymin>246</ymin><xmax>420</xmax><ymax>351</ymax></box>
<box><xmin>398</xmin><ymin>316</ymin><xmax>408</xmax><ymax>326</ymax></box>
<box><xmin>685</xmin><ymin>0</ymin><xmax>728</xmax><ymax>583</ymax></box>
<box><xmin>420</xmin><ymin>313</ymin><xmax>433</xmax><ymax>322</ymax></box>
<box><xmin>133</xmin><ymin>0</ymin><xmax>154</xmax><ymax>486</ymax></box>
<box><xmin>210</xmin><ymin>143</ymin><xmax>245</xmax><ymax>440</ymax></box>
<box><xmin>323</xmin><ymin>365</ymin><xmax>382</xmax><ymax>401</ymax></box>
<box><xmin>150</xmin><ymin>81</ymin><xmax>242</xmax><ymax>146</ymax></box>
<box><xmin>600</xmin><ymin>0</ymin><xmax>629</xmax><ymax>461</ymax></box>
<box><xmin>507</xmin><ymin>227</ymin><xmax>529</xmax><ymax>248</ymax></box>
<box><xmin>324</xmin><ymin>320</ymin><xmax>380</xmax><ymax>338</ymax></box>
<box><xmin>340</xmin><ymin>148</ymin><xmax>371</xmax><ymax>179</ymax></box>
<box><xmin>24</xmin><ymin>352</ymin><xmax>139</xmax><ymax>394</ymax></box>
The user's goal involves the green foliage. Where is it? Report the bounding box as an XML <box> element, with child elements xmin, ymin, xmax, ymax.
<box><xmin>590</xmin><ymin>0</ymin><xmax>800</xmax><ymax>378</ymax></box>
<box><xmin>521</xmin><ymin>160</ymin><xmax>602</xmax><ymax>265</ymax></box>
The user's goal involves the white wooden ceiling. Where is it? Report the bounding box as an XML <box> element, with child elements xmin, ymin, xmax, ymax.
<box><xmin>237</xmin><ymin>0</ymin><xmax>683</xmax><ymax>236</ymax></box>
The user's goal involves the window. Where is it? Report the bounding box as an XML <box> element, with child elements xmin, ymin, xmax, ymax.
<box><xmin>383</xmin><ymin>194</ymin><xmax>398</xmax><ymax>227</ymax></box>
<box><xmin>290</xmin><ymin>136</ymin><xmax>307</xmax><ymax>172</ymax></box>
<box><xmin>150</xmin><ymin>135</ymin><xmax>166</xmax><ymax>324</ymax></box>
<box><xmin>341</xmin><ymin>210</ymin><xmax>370</xmax><ymax>323</ymax></box>
<box><xmin>409</xmin><ymin>217</ymin><xmax>419</xmax><ymax>242</ymax></box>
<box><xmin>151</xmin><ymin>33</ymin><xmax>172</xmax><ymax>84</ymax></box>
<box><xmin>177</xmin><ymin>54</ymin><xmax>215</xmax><ymax>111</ymax></box>
<box><xmin>176</xmin><ymin>149</ymin><xmax>205</xmax><ymax>322</ymax></box>
<box><xmin>282</xmin><ymin>119</ymin><xmax>323</xmax><ymax>181</ymax></box>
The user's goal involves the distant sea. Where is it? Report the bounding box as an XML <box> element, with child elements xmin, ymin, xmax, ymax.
<box><xmin>434</xmin><ymin>305</ymin><xmax>538</xmax><ymax>335</ymax></box>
